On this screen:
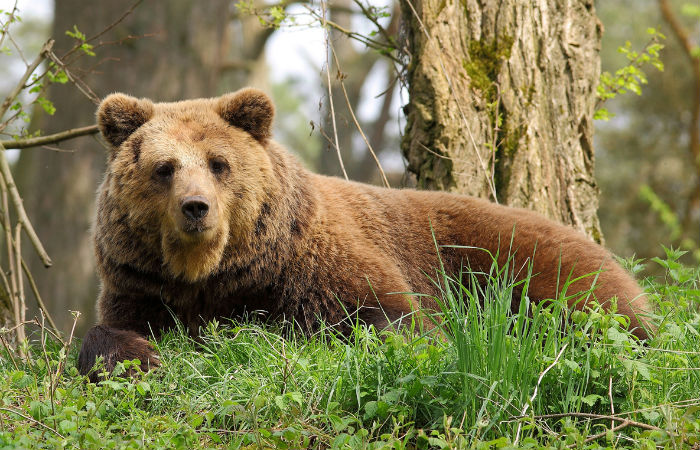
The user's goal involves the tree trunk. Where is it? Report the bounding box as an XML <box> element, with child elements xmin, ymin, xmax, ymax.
<box><xmin>15</xmin><ymin>0</ymin><xmax>230</xmax><ymax>333</ymax></box>
<box><xmin>401</xmin><ymin>0</ymin><xmax>604</xmax><ymax>242</ymax></box>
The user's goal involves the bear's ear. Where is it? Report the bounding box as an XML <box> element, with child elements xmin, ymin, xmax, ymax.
<box><xmin>216</xmin><ymin>88</ymin><xmax>274</xmax><ymax>142</ymax></box>
<box><xmin>97</xmin><ymin>93</ymin><xmax>155</xmax><ymax>147</ymax></box>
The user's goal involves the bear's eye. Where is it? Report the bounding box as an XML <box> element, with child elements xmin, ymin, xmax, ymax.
<box><xmin>209</xmin><ymin>158</ymin><xmax>229</xmax><ymax>176</ymax></box>
<box><xmin>154</xmin><ymin>162</ymin><xmax>174</xmax><ymax>180</ymax></box>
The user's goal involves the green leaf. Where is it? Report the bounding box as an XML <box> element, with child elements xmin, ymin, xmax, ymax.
<box><xmin>136</xmin><ymin>381</ymin><xmax>150</xmax><ymax>396</ymax></box>
<box><xmin>59</xmin><ymin>419</ymin><xmax>78</xmax><ymax>434</ymax></box>
<box><xmin>36</xmin><ymin>97</ymin><xmax>56</xmax><ymax>115</ymax></box>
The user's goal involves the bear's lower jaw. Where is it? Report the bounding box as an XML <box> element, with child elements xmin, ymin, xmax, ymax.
<box><xmin>161</xmin><ymin>227</ymin><xmax>228</xmax><ymax>283</ymax></box>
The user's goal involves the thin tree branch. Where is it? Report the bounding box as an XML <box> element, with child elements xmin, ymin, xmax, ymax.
<box><xmin>0</xmin><ymin>39</ymin><xmax>54</xmax><ymax>129</ymax></box>
<box><xmin>351</xmin><ymin>0</ymin><xmax>397</xmax><ymax>49</ymax></box>
<box><xmin>514</xmin><ymin>343</ymin><xmax>568</xmax><ymax>445</ymax></box>
<box><xmin>0</xmin><ymin>2</ymin><xmax>20</xmax><ymax>52</ymax></box>
<box><xmin>0</xmin><ymin>142</ymin><xmax>52</xmax><ymax>267</ymax></box>
<box><xmin>330</xmin><ymin>46</ymin><xmax>390</xmax><ymax>187</ymax></box>
<box><xmin>0</xmin><ymin>407</ymin><xmax>64</xmax><ymax>438</ymax></box>
<box><xmin>0</xmin><ymin>125</ymin><xmax>99</xmax><ymax>150</ymax></box>
<box><xmin>22</xmin><ymin>258</ymin><xmax>61</xmax><ymax>341</ymax></box>
<box><xmin>305</xmin><ymin>5</ymin><xmax>401</xmax><ymax>64</ymax></box>
<box><xmin>44</xmin><ymin>50</ymin><xmax>101</xmax><ymax>105</ymax></box>
<box><xmin>320</xmin><ymin>0</ymin><xmax>348</xmax><ymax>180</ymax></box>
<box><xmin>524</xmin><ymin>412</ymin><xmax>662</xmax><ymax>432</ymax></box>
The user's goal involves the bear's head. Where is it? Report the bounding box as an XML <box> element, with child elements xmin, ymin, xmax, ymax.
<box><xmin>96</xmin><ymin>88</ymin><xmax>276</xmax><ymax>282</ymax></box>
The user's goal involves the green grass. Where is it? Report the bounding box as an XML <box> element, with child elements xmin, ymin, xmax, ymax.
<box><xmin>0</xmin><ymin>246</ymin><xmax>699</xmax><ymax>449</ymax></box>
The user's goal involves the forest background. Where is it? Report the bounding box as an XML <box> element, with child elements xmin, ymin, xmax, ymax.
<box><xmin>0</xmin><ymin>0</ymin><xmax>698</xmax><ymax>334</ymax></box>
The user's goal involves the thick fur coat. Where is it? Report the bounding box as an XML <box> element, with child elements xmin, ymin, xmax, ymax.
<box><xmin>78</xmin><ymin>88</ymin><xmax>651</xmax><ymax>381</ymax></box>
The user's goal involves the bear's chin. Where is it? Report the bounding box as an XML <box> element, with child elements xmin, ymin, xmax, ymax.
<box><xmin>161</xmin><ymin>226</ymin><xmax>228</xmax><ymax>283</ymax></box>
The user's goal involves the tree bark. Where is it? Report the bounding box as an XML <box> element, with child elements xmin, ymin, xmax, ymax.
<box><xmin>15</xmin><ymin>0</ymin><xmax>230</xmax><ymax>333</ymax></box>
<box><xmin>401</xmin><ymin>0</ymin><xmax>604</xmax><ymax>242</ymax></box>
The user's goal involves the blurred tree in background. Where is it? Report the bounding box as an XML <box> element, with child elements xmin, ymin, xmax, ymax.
<box><xmin>15</xmin><ymin>0</ymin><xmax>233</xmax><ymax>333</ymax></box>
<box><xmin>595</xmin><ymin>0</ymin><xmax>699</xmax><ymax>266</ymax></box>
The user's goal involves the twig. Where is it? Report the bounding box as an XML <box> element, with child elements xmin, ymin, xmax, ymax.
<box><xmin>305</xmin><ymin>6</ymin><xmax>400</xmax><ymax>64</ymax></box>
<box><xmin>564</xmin><ymin>415</ymin><xmax>663</xmax><ymax>448</ymax></box>
<box><xmin>514</xmin><ymin>343</ymin><xmax>568</xmax><ymax>445</ymax></box>
<box><xmin>0</xmin><ymin>2</ymin><xmax>19</xmax><ymax>51</ymax></box>
<box><xmin>526</xmin><ymin>412</ymin><xmax>661</xmax><ymax>432</ymax></box>
<box><xmin>59</xmin><ymin>0</ymin><xmax>143</xmax><ymax>62</ymax></box>
<box><xmin>0</xmin><ymin>177</ymin><xmax>20</xmax><ymax>352</ymax></box>
<box><xmin>32</xmin><ymin>317</ymin><xmax>62</xmax><ymax>343</ymax></box>
<box><xmin>351</xmin><ymin>0</ymin><xmax>396</xmax><ymax>49</ymax></box>
<box><xmin>0</xmin><ymin>333</ymin><xmax>19</xmax><ymax>371</ymax></box>
<box><xmin>13</xmin><ymin>223</ymin><xmax>26</xmax><ymax>356</ymax></box>
<box><xmin>38</xmin><ymin>313</ymin><xmax>57</xmax><ymax>428</ymax></box>
<box><xmin>44</xmin><ymin>50</ymin><xmax>100</xmax><ymax>105</ymax></box>
<box><xmin>329</xmin><ymin>45</ymin><xmax>390</xmax><ymax>187</ymax></box>
<box><xmin>22</xmin><ymin>259</ymin><xmax>61</xmax><ymax>341</ymax></box>
<box><xmin>0</xmin><ymin>407</ymin><xmax>64</xmax><ymax>438</ymax></box>
<box><xmin>0</xmin><ymin>40</ymin><xmax>54</xmax><ymax>128</ymax></box>
<box><xmin>320</xmin><ymin>0</ymin><xmax>348</xmax><ymax>180</ymax></box>
<box><xmin>0</xmin><ymin>142</ymin><xmax>52</xmax><ymax>267</ymax></box>
<box><xmin>0</xmin><ymin>124</ymin><xmax>99</xmax><ymax>149</ymax></box>
<box><xmin>0</xmin><ymin>193</ymin><xmax>60</xmax><ymax>338</ymax></box>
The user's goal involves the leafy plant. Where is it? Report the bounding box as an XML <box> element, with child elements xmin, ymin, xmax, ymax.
<box><xmin>595</xmin><ymin>28</ymin><xmax>666</xmax><ymax>120</ymax></box>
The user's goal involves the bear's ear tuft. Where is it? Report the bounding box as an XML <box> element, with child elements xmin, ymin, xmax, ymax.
<box><xmin>97</xmin><ymin>93</ymin><xmax>155</xmax><ymax>148</ymax></box>
<box><xmin>217</xmin><ymin>88</ymin><xmax>274</xmax><ymax>142</ymax></box>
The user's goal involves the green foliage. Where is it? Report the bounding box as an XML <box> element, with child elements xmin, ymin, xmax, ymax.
<box><xmin>639</xmin><ymin>184</ymin><xmax>700</xmax><ymax>261</ymax></box>
<box><xmin>595</xmin><ymin>28</ymin><xmax>666</xmax><ymax>120</ymax></box>
<box><xmin>236</xmin><ymin>1</ymin><xmax>293</xmax><ymax>29</ymax></box>
<box><xmin>65</xmin><ymin>25</ymin><xmax>95</xmax><ymax>56</ymax></box>
<box><xmin>1</xmin><ymin>14</ymin><xmax>91</xmax><ymax>140</ymax></box>
<box><xmin>0</xmin><ymin>253</ymin><xmax>699</xmax><ymax>448</ymax></box>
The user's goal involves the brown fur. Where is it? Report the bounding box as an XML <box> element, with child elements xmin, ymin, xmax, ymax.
<box><xmin>78</xmin><ymin>88</ymin><xmax>652</xmax><ymax>379</ymax></box>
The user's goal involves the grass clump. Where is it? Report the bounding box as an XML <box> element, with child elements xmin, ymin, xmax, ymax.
<box><xmin>0</xmin><ymin>247</ymin><xmax>698</xmax><ymax>449</ymax></box>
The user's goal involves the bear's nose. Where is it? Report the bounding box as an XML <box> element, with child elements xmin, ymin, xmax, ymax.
<box><xmin>181</xmin><ymin>196</ymin><xmax>210</xmax><ymax>220</ymax></box>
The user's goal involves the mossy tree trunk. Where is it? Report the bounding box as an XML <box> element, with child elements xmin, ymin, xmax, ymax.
<box><xmin>15</xmin><ymin>0</ymin><xmax>231</xmax><ymax>333</ymax></box>
<box><xmin>401</xmin><ymin>0</ymin><xmax>604</xmax><ymax>242</ymax></box>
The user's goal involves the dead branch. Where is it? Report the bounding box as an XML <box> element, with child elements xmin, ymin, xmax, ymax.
<box><xmin>22</xmin><ymin>259</ymin><xmax>61</xmax><ymax>340</ymax></box>
<box><xmin>329</xmin><ymin>45</ymin><xmax>390</xmax><ymax>187</ymax></box>
<box><xmin>0</xmin><ymin>179</ymin><xmax>21</xmax><ymax>353</ymax></box>
<box><xmin>0</xmin><ymin>125</ymin><xmax>99</xmax><ymax>149</ymax></box>
<box><xmin>0</xmin><ymin>407</ymin><xmax>64</xmax><ymax>438</ymax></box>
<box><xmin>0</xmin><ymin>142</ymin><xmax>52</xmax><ymax>267</ymax></box>
<box><xmin>320</xmin><ymin>0</ymin><xmax>348</xmax><ymax>180</ymax></box>
<box><xmin>514</xmin><ymin>343</ymin><xmax>568</xmax><ymax>445</ymax></box>
<box><xmin>524</xmin><ymin>412</ymin><xmax>662</xmax><ymax>432</ymax></box>
<box><xmin>13</xmin><ymin>224</ymin><xmax>25</xmax><ymax>354</ymax></box>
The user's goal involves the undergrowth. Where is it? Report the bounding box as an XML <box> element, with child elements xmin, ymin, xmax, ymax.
<box><xmin>0</xmin><ymin>246</ymin><xmax>698</xmax><ymax>449</ymax></box>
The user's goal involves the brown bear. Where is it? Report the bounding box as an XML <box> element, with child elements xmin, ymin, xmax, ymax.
<box><xmin>78</xmin><ymin>88</ymin><xmax>651</xmax><ymax>381</ymax></box>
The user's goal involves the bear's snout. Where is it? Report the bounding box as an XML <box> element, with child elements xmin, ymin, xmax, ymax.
<box><xmin>181</xmin><ymin>196</ymin><xmax>210</xmax><ymax>221</ymax></box>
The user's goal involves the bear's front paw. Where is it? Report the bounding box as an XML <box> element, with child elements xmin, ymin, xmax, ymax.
<box><xmin>78</xmin><ymin>325</ymin><xmax>159</xmax><ymax>383</ymax></box>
